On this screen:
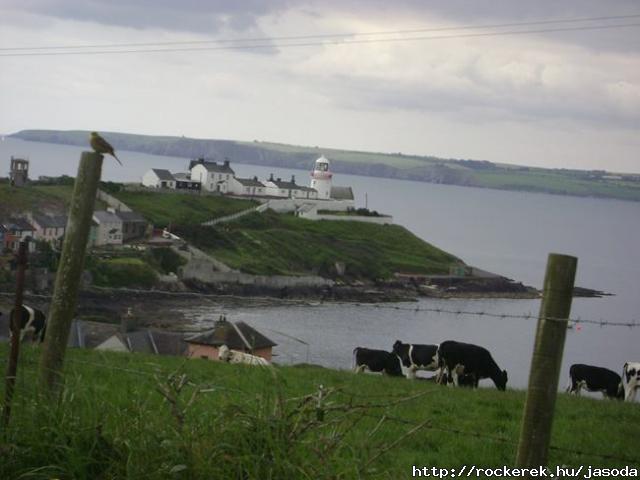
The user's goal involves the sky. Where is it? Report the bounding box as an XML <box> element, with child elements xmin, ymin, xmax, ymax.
<box><xmin>1</xmin><ymin>1</ymin><xmax>639</xmax><ymax>173</ymax></box>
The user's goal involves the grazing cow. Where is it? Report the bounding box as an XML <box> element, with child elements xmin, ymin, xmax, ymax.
<box><xmin>566</xmin><ymin>364</ymin><xmax>623</xmax><ymax>400</ymax></box>
<box><xmin>5</xmin><ymin>305</ymin><xmax>47</xmax><ymax>343</ymax></box>
<box><xmin>392</xmin><ymin>340</ymin><xmax>441</xmax><ymax>380</ymax></box>
<box><xmin>218</xmin><ymin>344</ymin><xmax>271</xmax><ymax>367</ymax></box>
<box><xmin>353</xmin><ymin>347</ymin><xmax>402</xmax><ymax>376</ymax></box>
<box><xmin>622</xmin><ymin>362</ymin><xmax>640</xmax><ymax>402</ymax></box>
<box><xmin>437</xmin><ymin>340</ymin><xmax>508</xmax><ymax>391</ymax></box>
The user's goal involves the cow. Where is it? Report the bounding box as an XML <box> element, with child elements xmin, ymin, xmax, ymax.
<box><xmin>392</xmin><ymin>340</ymin><xmax>441</xmax><ymax>380</ymax></box>
<box><xmin>622</xmin><ymin>362</ymin><xmax>640</xmax><ymax>402</ymax></box>
<box><xmin>218</xmin><ymin>344</ymin><xmax>271</xmax><ymax>367</ymax></box>
<box><xmin>437</xmin><ymin>340</ymin><xmax>508</xmax><ymax>391</ymax></box>
<box><xmin>4</xmin><ymin>305</ymin><xmax>47</xmax><ymax>343</ymax></box>
<box><xmin>353</xmin><ymin>347</ymin><xmax>402</xmax><ymax>376</ymax></box>
<box><xmin>566</xmin><ymin>364</ymin><xmax>623</xmax><ymax>400</ymax></box>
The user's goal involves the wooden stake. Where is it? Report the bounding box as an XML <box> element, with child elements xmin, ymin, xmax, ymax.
<box><xmin>2</xmin><ymin>240</ymin><xmax>28</xmax><ymax>430</ymax></box>
<box><xmin>516</xmin><ymin>253</ymin><xmax>577</xmax><ymax>469</ymax></box>
<box><xmin>39</xmin><ymin>152</ymin><xmax>103</xmax><ymax>393</ymax></box>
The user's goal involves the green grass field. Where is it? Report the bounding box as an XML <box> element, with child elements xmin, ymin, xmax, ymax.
<box><xmin>114</xmin><ymin>191</ymin><xmax>257</xmax><ymax>227</ymax></box>
<box><xmin>1</xmin><ymin>344</ymin><xmax>638</xmax><ymax>479</ymax></box>
<box><xmin>175</xmin><ymin>210</ymin><xmax>461</xmax><ymax>277</ymax></box>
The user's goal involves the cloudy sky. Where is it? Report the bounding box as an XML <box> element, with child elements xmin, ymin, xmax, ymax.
<box><xmin>1</xmin><ymin>0</ymin><xmax>639</xmax><ymax>172</ymax></box>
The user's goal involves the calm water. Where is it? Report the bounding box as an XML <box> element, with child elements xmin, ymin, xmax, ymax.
<box><xmin>2</xmin><ymin>137</ymin><xmax>639</xmax><ymax>390</ymax></box>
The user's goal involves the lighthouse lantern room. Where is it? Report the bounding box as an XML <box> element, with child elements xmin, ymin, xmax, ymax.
<box><xmin>310</xmin><ymin>155</ymin><xmax>332</xmax><ymax>199</ymax></box>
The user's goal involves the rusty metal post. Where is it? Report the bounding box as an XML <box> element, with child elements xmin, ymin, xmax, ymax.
<box><xmin>2</xmin><ymin>240</ymin><xmax>28</xmax><ymax>429</ymax></box>
<box><xmin>39</xmin><ymin>152</ymin><xmax>103</xmax><ymax>393</ymax></box>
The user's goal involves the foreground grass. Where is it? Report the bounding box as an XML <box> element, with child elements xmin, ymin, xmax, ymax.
<box><xmin>1</xmin><ymin>345</ymin><xmax>638</xmax><ymax>479</ymax></box>
<box><xmin>176</xmin><ymin>210</ymin><xmax>461</xmax><ymax>277</ymax></box>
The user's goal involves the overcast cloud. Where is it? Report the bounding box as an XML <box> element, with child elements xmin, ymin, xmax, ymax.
<box><xmin>1</xmin><ymin>0</ymin><xmax>639</xmax><ymax>172</ymax></box>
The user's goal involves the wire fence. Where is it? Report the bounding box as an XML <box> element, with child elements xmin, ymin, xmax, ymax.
<box><xmin>1</xmin><ymin>288</ymin><xmax>638</xmax><ymax>328</ymax></box>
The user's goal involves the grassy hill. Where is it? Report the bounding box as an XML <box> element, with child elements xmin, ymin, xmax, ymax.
<box><xmin>174</xmin><ymin>210</ymin><xmax>461</xmax><ymax>278</ymax></box>
<box><xmin>11</xmin><ymin>129</ymin><xmax>640</xmax><ymax>202</ymax></box>
<box><xmin>2</xmin><ymin>344</ymin><xmax>638</xmax><ymax>479</ymax></box>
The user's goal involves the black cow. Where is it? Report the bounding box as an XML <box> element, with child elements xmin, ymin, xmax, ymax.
<box><xmin>566</xmin><ymin>364</ymin><xmax>623</xmax><ymax>399</ymax></box>
<box><xmin>392</xmin><ymin>340</ymin><xmax>441</xmax><ymax>380</ymax></box>
<box><xmin>437</xmin><ymin>340</ymin><xmax>508</xmax><ymax>391</ymax></box>
<box><xmin>6</xmin><ymin>305</ymin><xmax>47</xmax><ymax>343</ymax></box>
<box><xmin>353</xmin><ymin>347</ymin><xmax>402</xmax><ymax>376</ymax></box>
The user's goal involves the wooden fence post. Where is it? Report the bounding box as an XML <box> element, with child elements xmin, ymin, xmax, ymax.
<box><xmin>515</xmin><ymin>253</ymin><xmax>577</xmax><ymax>469</ymax></box>
<box><xmin>39</xmin><ymin>152</ymin><xmax>103</xmax><ymax>393</ymax></box>
<box><xmin>2</xmin><ymin>240</ymin><xmax>28</xmax><ymax>429</ymax></box>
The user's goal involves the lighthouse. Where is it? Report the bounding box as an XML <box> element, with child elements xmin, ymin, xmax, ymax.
<box><xmin>310</xmin><ymin>155</ymin><xmax>332</xmax><ymax>199</ymax></box>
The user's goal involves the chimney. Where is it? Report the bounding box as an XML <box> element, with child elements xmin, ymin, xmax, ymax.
<box><xmin>291</xmin><ymin>175</ymin><xmax>296</xmax><ymax>184</ymax></box>
<box><xmin>277</xmin><ymin>177</ymin><xmax>281</xmax><ymax>182</ymax></box>
<box><xmin>198</xmin><ymin>157</ymin><xmax>204</xmax><ymax>164</ymax></box>
<box><xmin>253</xmin><ymin>176</ymin><xmax>258</xmax><ymax>181</ymax></box>
<box><xmin>223</xmin><ymin>158</ymin><xmax>230</xmax><ymax>167</ymax></box>
<box><xmin>269</xmin><ymin>173</ymin><xmax>274</xmax><ymax>181</ymax></box>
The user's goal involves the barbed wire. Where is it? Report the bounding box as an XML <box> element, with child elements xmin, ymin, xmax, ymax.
<box><xmin>356</xmin><ymin>303</ymin><xmax>640</xmax><ymax>328</ymax></box>
<box><xmin>1</xmin><ymin>290</ymin><xmax>638</xmax><ymax>328</ymax></box>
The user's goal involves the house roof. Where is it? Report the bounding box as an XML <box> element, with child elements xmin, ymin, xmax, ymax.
<box><xmin>331</xmin><ymin>186</ymin><xmax>354</xmax><ymax>200</ymax></box>
<box><xmin>115</xmin><ymin>211</ymin><xmax>146</xmax><ymax>223</ymax></box>
<box><xmin>150</xmin><ymin>330</ymin><xmax>188</xmax><ymax>356</ymax></box>
<box><xmin>271</xmin><ymin>179</ymin><xmax>298</xmax><ymax>190</ymax></box>
<box><xmin>173</xmin><ymin>172</ymin><xmax>199</xmax><ymax>182</ymax></box>
<box><xmin>93</xmin><ymin>211</ymin><xmax>122</xmax><ymax>224</ymax></box>
<box><xmin>189</xmin><ymin>159</ymin><xmax>235</xmax><ymax>174</ymax></box>
<box><xmin>32</xmin><ymin>214</ymin><xmax>67</xmax><ymax>229</ymax></box>
<box><xmin>152</xmin><ymin>169</ymin><xmax>175</xmax><ymax>181</ymax></box>
<box><xmin>185</xmin><ymin>318</ymin><xmax>276</xmax><ymax>350</ymax></box>
<box><xmin>5</xmin><ymin>218</ymin><xmax>35</xmax><ymax>232</ymax></box>
<box><xmin>235</xmin><ymin>177</ymin><xmax>265</xmax><ymax>187</ymax></box>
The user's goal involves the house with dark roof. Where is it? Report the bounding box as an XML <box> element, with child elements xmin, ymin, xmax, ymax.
<box><xmin>115</xmin><ymin>210</ymin><xmax>148</xmax><ymax>242</ymax></box>
<box><xmin>228</xmin><ymin>176</ymin><xmax>267</xmax><ymax>196</ymax></box>
<box><xmin>185</xmin><ymin>317</ymin><xmax>276</xmax><ymax>361</ymax></box>
<box><xmin>263</xmin><ymin>174</ymin><xmax>319</xmax><ymax>200</ymax></box>
<box><xmin>28</xmin><ymin>213</ymin><xmax>67</xmax><ymax>245</ymax></box>
<box><xmin>142</xmin><ymin>169</ymin><xmax>176</xmax><ymax>189</ymax></box>
<box><xmin>1</xmin><ymin>217</ymin><xmax>36</xmax><ymax>252</ymax></box>
<box><xmin>173</xmin><ymin>172</ymin><xmax>201</xmax><ymax>191</ymax></box>
<box><xmin>190</xmin><ymin>159</ymin><xmax>235</xmax><ymax>193</ymax></box>
<box><xmin>92</xmin><ymin>210</ymin><xmax>123</xmax><ymax>245</ymax></box>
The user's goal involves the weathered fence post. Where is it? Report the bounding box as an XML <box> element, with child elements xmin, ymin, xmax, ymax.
<box><xmin>2</xmin><ymin>240</ymin><xmax>28</xmax><ymax>429</ymax></box>
<box><xmin>39</xmin><ymin>152</ymin><xmax>103</xmax><ymax>393</ymax></box>
<box><xmin>516</xmin><ymin>253</ymin><xmax>577</xmax><ymax>470</ymax></box>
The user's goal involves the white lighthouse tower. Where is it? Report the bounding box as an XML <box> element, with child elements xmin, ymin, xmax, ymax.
<box><xmin>310</xmin><ymin>155</ymin><xmax>332</xmax><ymax>199</ymax></box>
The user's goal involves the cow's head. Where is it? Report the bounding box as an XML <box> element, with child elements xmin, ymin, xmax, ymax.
<box><xmin>495</xmin><ymin>369</ymin><xmax>508</xmax><ymax>391</ymax></box>
<box><xmin>392</xmin><ymin>340</ymin><xmax>410</xmax><ymax>366</ymax></box>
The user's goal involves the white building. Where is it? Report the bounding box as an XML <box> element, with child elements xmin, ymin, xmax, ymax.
<box><xmin>228</xmin><ymin>176</ymin><xmax>267</xmax><ymax>196</ymax></box>
<box><xmin>310</xmin><ymin>155</ymin><xmax>332</xmax><ymax>199</ymax></box>
<box><xmin>142</xmin><ymin>169</ymin><xmax>176</xmax><ymax>189</ymax></box>
<box><xmin>263</xmin><ymin>174</ymin><xmax>318</xmax><ymax>199</ymax></box>
<box><xmin>189</xmin><ymin>159</ymin><xmax>235</xmax><ymax>193</ymax></box>
<box><xmin>92</xmin><ymin>210</ymin><xmax>123</xmax><ymax>246</ymax></box>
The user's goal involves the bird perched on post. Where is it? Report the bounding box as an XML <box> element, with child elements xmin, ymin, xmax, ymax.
<box><xmin>90</xmin><ymin>132</ymin><xmax>122</xmax><ymax>165</ymax></box>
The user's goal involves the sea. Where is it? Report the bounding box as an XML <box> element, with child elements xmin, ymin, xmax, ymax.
<box><xmin>2</xmin><ymin>136</ymin><xmax>639</xmax><ymax>391</ymax></box>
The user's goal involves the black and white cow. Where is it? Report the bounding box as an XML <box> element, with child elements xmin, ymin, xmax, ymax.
<box><xmin>392</xmin><ymin>340</ymin><xmax>441</xmax><ymax>380</ymax></box>
<box><xmin>353</xmin><ymin>347</ymin><xmax>403</xmax><ymax>376</ymax></box>
<box><xmin>437</xmin><ymin>340</ymin><xmax>508</xmax><ymax>391</ymax></box>
<box><xmin>622</xmin><ymin>362</ymin><xmax>640</xmax><ymax>402</ymax></box>
<box><xmin>566</xmin><ymin>364</ymin><xmax>623</xmax><ymax>400</ymax></box>
<box><xmin>6</xmin><ymin>305</ymin><xmax>47</xmax><ymax>343</ymax></box>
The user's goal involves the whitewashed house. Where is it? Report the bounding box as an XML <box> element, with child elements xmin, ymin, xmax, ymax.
<box><xmin>92</xmin><ymin>210</ymin><xmax>123</xmax><ymax>246</ymax></box>
<box><xmin>28</xmin><ymin>214</ymin><xmax>67</xmax><ymax>245</ymax></box>
<box><xmin>263</xmin><ymin>174</ymin><xmax>318</xmax><ymax>199</ymax></box>
<box><xmin>142</xmin><ymin>169</ymin><xmax>176</xmax><ymax>189</ymax></box>
<box><xmin>228</xmin><ymin>176</ymin><xmax>267</xmax><ymax>197</ymax></box>
<box><xmin>189</xmin><ymin>159</ymin><xmax>235</xmax><ymax>193</ymax></box>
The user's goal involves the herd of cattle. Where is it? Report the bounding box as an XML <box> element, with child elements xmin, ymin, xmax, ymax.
<box><xmin>2</xmin><ymin>306</ymin><xmax>639</xmax><ymax>401</ymax></box>
<box><xmin>353</xmin><ymin>340</ymin><xmax>640</xmax><ymax>402</ymax></box>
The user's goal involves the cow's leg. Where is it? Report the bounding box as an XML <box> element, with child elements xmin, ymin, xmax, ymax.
<box><xmin>626</xmin><ymin>385</ymin><xmax>638</xmax><ymax>402</ymax></box>
<box><xmin>406</xmin><ymin>366</ymin><xmax>417</xmax><ymax>380</ymax></box>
